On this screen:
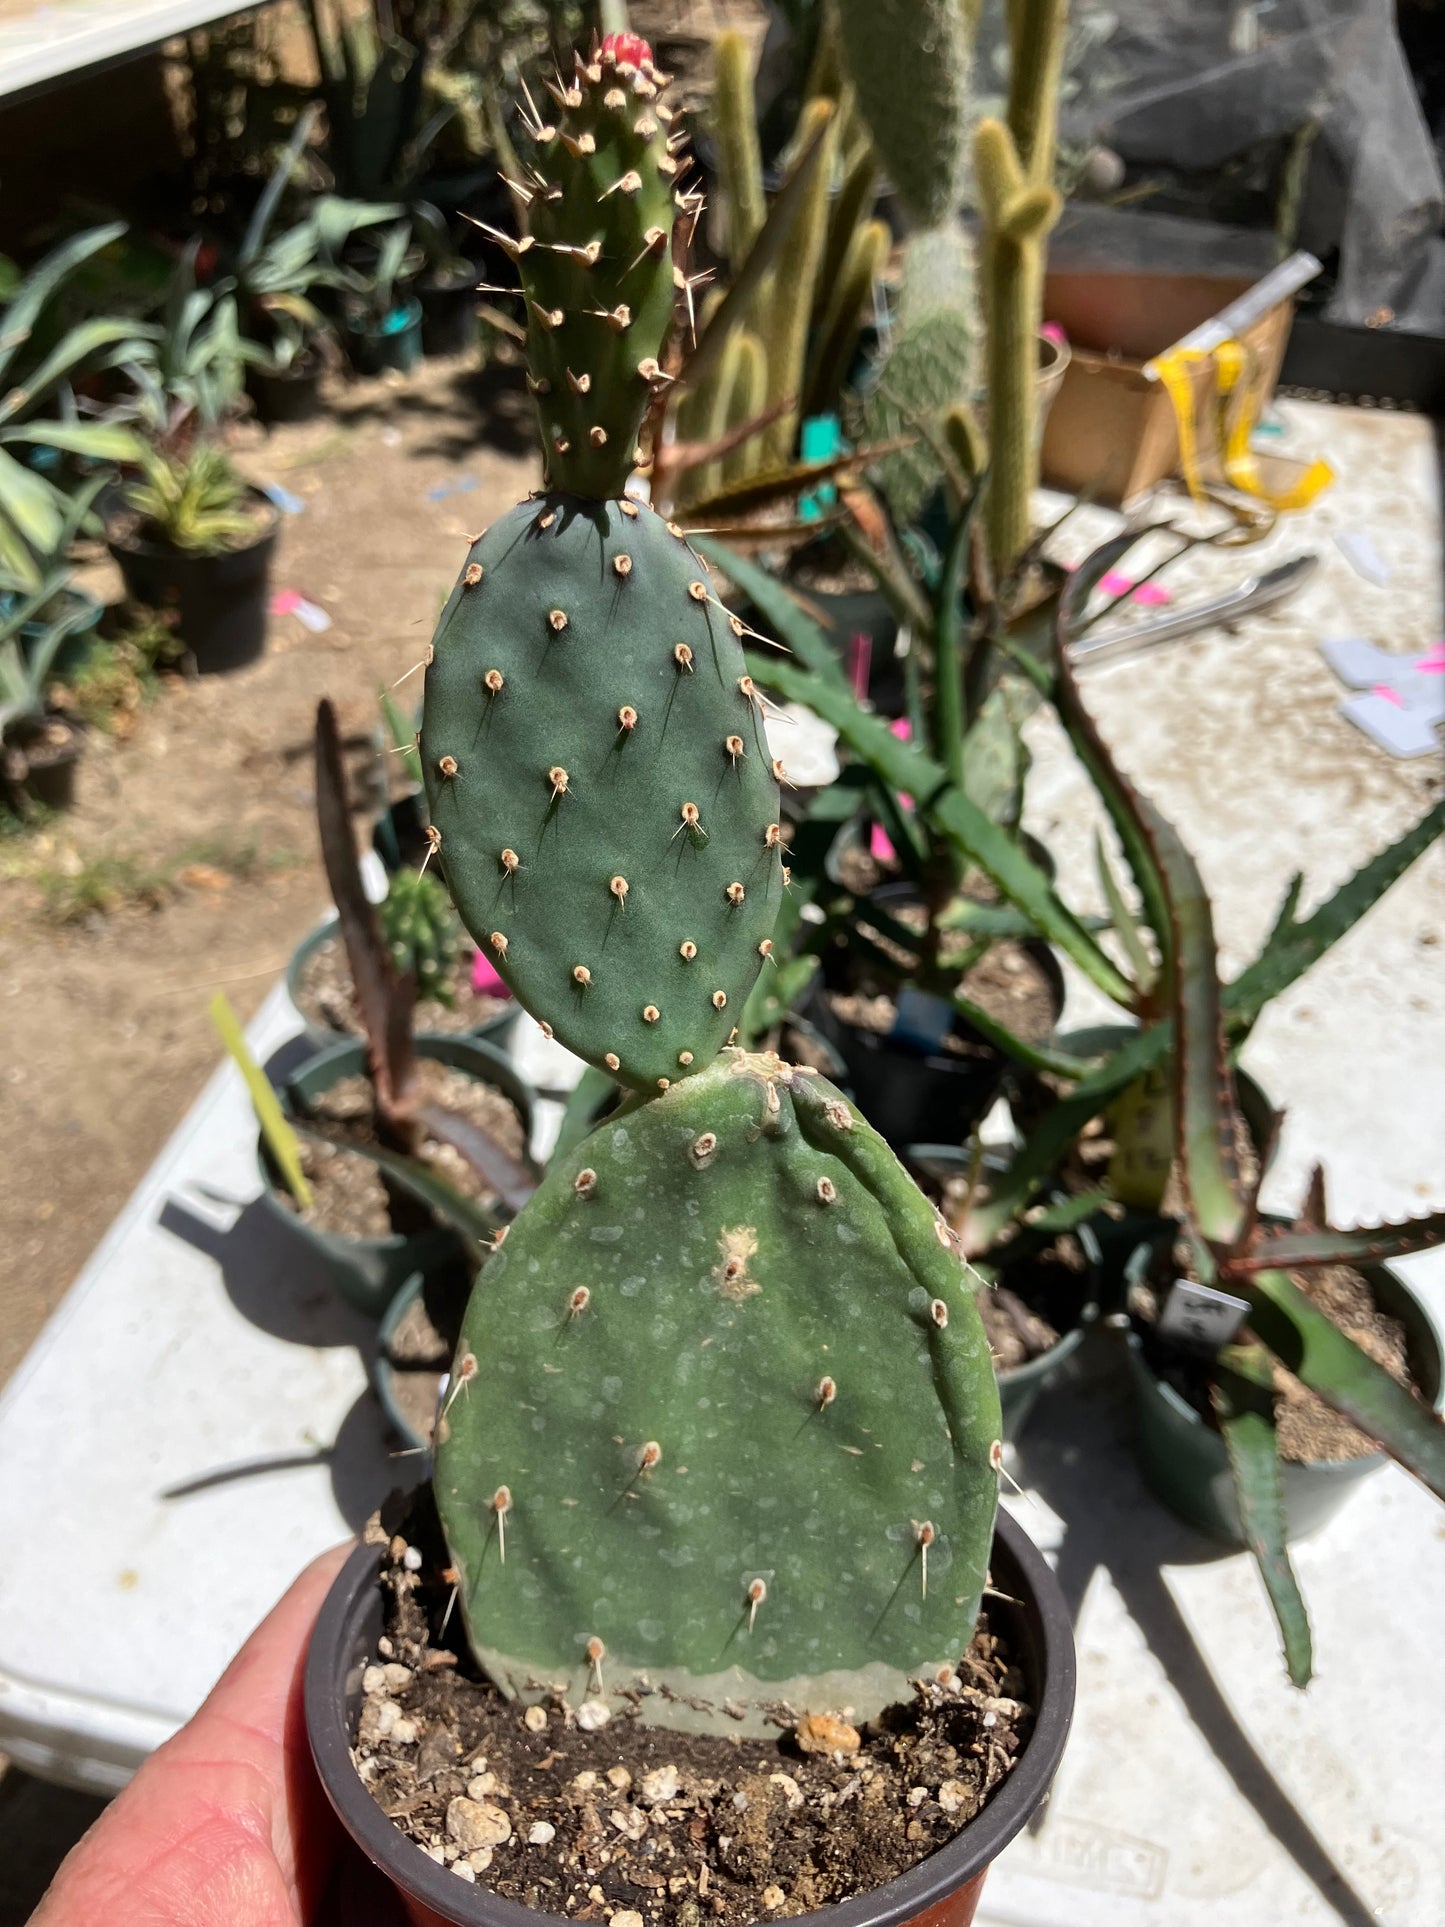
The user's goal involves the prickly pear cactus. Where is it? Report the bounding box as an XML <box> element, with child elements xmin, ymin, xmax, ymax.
<box><xmin>503</xmin><ymin>35</ymin><xmax>684</xmax><ymax>498</ymax></box>
<box><xmin>434</xmin><ymin>1051</ymin><xmax>1002</xmax><ymax>1734</ymax></box>
<box><xmin>379</xmin><ymin>869</ymin><xmax>460</xmax><ymax>1006</ymax></box>
<box><xmin>421</xmin><ymin>498</ymin><xmax>784</xmax><ymax>1090</ymax></box>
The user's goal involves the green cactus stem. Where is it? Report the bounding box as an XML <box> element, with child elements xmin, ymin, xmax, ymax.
<box><xmin>712</xmin><ymin>31</ymin><xmax>766</xmax><ymax>273</ymax></box>
<box><xmin>505</xmin><ymin>37</ymin><xmax>683</xmax><ymax>499</ymax></box>
<box><xmin>759</xmin><ymin>96</ymin><xmax>839</xmax><ymax>466</ymax></box>
<box><xmin>421</xmin><ymin>497</ymin><xmax>784</xmax><ymax>1090</ymax></box>
<box><xmin>721</xmin><ymin>327</ymin><xmax>766</xmax><ymax>485</ymax></box>
<box><xmin>379</xmin><ymin>868</ymin><xmax>461</xmax><ymax>1006</ymax></box>
<box><xmin>833</xmin><ymin>0</ymin><xmax>980</xmax><ymax>229</ymax></box>
<box><xmin>435</xmin><ymin>1049</ymin><xmax>1002</xmax><ymax>1736</ymax></box>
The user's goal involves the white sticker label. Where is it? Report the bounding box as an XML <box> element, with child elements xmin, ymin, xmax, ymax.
<box><xmin>1157</xmin><ymin>1279</ymin><xmax>1251</xmax><ymax>1355</ymax></box>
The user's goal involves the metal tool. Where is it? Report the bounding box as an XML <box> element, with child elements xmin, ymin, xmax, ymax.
<box><xmin>1070</xmin><ymin>552</ymin><xmax>1318</xmax><ymax>665</ymax></box>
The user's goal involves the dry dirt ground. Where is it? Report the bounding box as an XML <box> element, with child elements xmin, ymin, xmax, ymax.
<box><xmin>0</xmin><ymin>354</ymin><xmax>536</xmax><ymax>1401</ymax></box>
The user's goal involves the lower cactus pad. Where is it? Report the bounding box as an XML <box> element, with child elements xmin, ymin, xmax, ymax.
<box><xmin>434</xmin><ymin>1051</ymin><xmax>1002</xmax><ymax>1734</ymax></box>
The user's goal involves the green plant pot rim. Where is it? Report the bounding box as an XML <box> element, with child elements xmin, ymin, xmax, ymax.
<box><xmin>374</xmin><ymin>1268</ymin><xmax>435</xmax><ymax>1455</ymax></box>
<box><xmin>256</xmin><ymin>1030</ymin><xmax>534</xmax><ymax>1276</ymax></box>
<box><xmin>1124</xmin><ymin>1252</ymin><xmax>1444</xmax><ymax>1486</ymax></box>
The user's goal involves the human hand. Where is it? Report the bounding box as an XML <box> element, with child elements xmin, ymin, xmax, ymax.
<box><xmin>35</xmin><ymin>1544</ymin><xmax>351</xmax><ymax>1927</ymax></box>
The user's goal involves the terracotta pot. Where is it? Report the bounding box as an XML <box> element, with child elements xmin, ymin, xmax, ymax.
<box><xmin>305</xmin><ymin>1505</ymin><xmax>1076</xmax><ymax>1927</ymax></box>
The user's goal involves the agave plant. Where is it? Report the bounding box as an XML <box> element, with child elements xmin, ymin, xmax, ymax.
<box><xmin>123</xmin><ymin>440</ymin><xmax>256</xmax><ymax>556</ymax></box>
<box><xmin>0</xmin><ymin>224</ymin><xmax>152</xmax><ymax>590</ymax></box>
<box><xmin>0</xmin><ymin>568</ymin><xmax>97</xmax><ymax>757</ymax></box>
<box><xmin>222</xmin><ymin>102</ymin><xmax>401</xmax><ymax>375</ymax></box>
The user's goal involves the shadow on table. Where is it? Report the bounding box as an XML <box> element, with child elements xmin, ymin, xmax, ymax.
<box><xmin>157</xmin><ymin>1197</ymin><xmax>419</xmax><ymax>1531</ymax></box>
<box><xmin>1012</xmin><ymin>1332</ymin><xmax>1381</xmax><ymax>1927</ymax></box>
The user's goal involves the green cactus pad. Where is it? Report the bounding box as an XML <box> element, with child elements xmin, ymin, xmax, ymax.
<box><xmin>510</xmin><ymin>40</ymin><xmax>682</xmax><ymax>499</ymax></box>
<box><xmin>420</xmin><ymin>497</ymin><xmax>783</xmax><ymax>1090</ymax></box>
<box><xmin>434</xmin><ymin>1051</ymin><xmax>1002</xmax><ymax>1735</ymax></box>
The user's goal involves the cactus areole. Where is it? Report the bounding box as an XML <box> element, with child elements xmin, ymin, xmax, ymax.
<box><xmin>434</xmin><ymin>1052</ymin><xmax>1002</xmax><ymax>1736</ymax></box>
<box><xmin>422</xmin><ymin>39</ymin><xmax>783</xmax><ymax>1087</ymax></box>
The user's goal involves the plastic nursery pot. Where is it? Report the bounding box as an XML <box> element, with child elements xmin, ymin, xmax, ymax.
<box><xmin>3</xmin><ymin>714</ymin><xmax>86</xmax><ymax>813</ymax></box>
<box><xmin>1059</xmin><ymin>1024</ymin><xmax>1275</xmax><ymax>1313</ymax></box>
<box><xmin>419</xmin><ymin>269</ymin><xmax>479</xmax><ymax>358</ymax></box>
<box><xmin>257</xmin><ymin>1032</ymin><xmax>534</xmax><ymax>1320</ymax></box>
<box><xmin>349</xmin><ymin>298</ymin><xmax>425</xmax><ymax>377</ymax></box>
<box><xmin>809</xmin><ymin>886</ymin><xmax>1066</xmax><ymax>1151</ymax></box>
<box><xmin>1124</xmin><ymin>1256</ymin><xmax>1444</xmax><ymax>1545</ymax></box>
<box><xmin>907</xmin><ymin>1144</ymin><xmax>1096</xmax><ymax>1444</ymax></box>
<box><xmin>247</xmin><ymin>356</ymin><xmax>323</xmax><ymax>425</ymax></box>
<box><xmin>781</xmin><ymin>545</ymin><xmax>903</xmax><ymax>715</ymax></box>
<box><xmin>374</xmin><ymin>792</ymin><xmax>433</xmax><ymax>874</ymax></box>
<box><xmin>305</xmin><ymin>1505</ymin><xmax>1076</xmax><ymax>1927</ymax></box>
<box><xmin>107</xmin><ymin>490</ymin><xmax>279</xmax><ymax>673</ymax></box>
<box><xmin>285</xmin><ymin>914</ymin><xmax>519</xmax><ymax>1056</ymax></box>
<box><xmin>374</xmin><ymin>1270</ymin><xmax>437</xmax><ymax>1456</ymax></box>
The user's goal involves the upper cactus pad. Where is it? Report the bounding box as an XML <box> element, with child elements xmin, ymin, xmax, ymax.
<box><xmin>434</xmin><ymin>1050</ymin><xmax>1002</xmax><ymax>1735</ymax></box>
<box><xmin>420</xmin><ymin>496</ymin><xmax>784</xmax><ymax>1089</ymax></box>
<box><xmin>507</xmin><ymin>37</ymin><xmax>683</xmax><ymax>498</ymax></box>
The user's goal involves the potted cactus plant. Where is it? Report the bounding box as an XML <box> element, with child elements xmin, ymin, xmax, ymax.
<box><xmin>305</xmin><ymin>36</ymin><xmax>1075</xmax><ymax>1925</ymax></box>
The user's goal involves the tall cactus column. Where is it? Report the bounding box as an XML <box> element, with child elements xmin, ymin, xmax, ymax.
<box><xmin>975</xmin><ymin>0</ymin><xmax>1068</xmax><ymax>580</ymax></box>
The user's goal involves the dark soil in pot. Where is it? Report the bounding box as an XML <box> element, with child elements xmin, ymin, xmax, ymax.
<box><xmin>1131</xmin><ymin>1246</ymin><xmax>1423</xmax><ymax>1463</ymax></box>
<box><xmin>3</xmin><ymin>713</ymin><xmax>85</xmax><ymax>812</ymax></box>
<box><xmin>342</xmin><ymin>1494</ymin><xmax>1033</xmax><ymax>1918</ymax></box>
<box><xmin>282</xmin><ymin>1058</ymin><xmax>527</xmax><ymax>1241</ymax></box>
<box><xmin>294</xmin><ymin>929</ymin><xmax>511</xmax><ymax>1043</ymax></box>
<box><xmin>107</xmin><ymin>490</ymin><xmax>278</xmax><ymax>672</ymax></box>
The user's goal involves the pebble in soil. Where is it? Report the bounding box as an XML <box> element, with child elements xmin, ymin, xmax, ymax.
<box><xmin>351</xmin><ymin>1511</ymin><xmax>1032</xmax><ymax>1920</ymax></box>
<box><xmin>283</xmin><ymin>1060</ymin><xmax>527</xmax><ymax>1240</ymax></box>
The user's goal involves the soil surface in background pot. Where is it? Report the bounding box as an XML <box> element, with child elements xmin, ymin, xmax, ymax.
<box><xmin>1132</xmin><ymin>1253</ymin><xmax>1418</xmax><ymax>1463</ymax></box>
<box><xmin>295</xmin><ymin>932</ymin><xmax>510</xmax><ymax>1039</ymax></box>
<box><xmin>828</xmin><ymin>941</ymin><xmax>1057</xmax><ymax>1054</ymax></box>
<box><xmin>786</xmin><ymin>544</ymin><xmax>880</xmax><ymax>597</ymax></box>
<box><xmin>385</xmin><ymin>1273</ymin><xmax>468</xmax><ymax>1443</ymax></box>
<box><xmin>351</xmin><ymin>1497</ymin><xmax>1032</xmax><ymax>1920</ymax></box>
<box><xmin>923</xmin><ymin>1168</ymin><xmax>1087</xmax><ymax>1371</ymax></box>
<box><xmin>284</xmin><ymin>1060</ymin><xmax>526</xmax><ymax>1239</ymax></box>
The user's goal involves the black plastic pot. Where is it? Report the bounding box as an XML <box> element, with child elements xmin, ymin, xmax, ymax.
<box><xmin>107</xmin><ymin>491</ymin><xmax>278</xmax><ymax>673</ymax></box>
<box><xmin>306</xmin><ymin>1505</ymin><xmax>1075</xmax><ymax>1927</ymax></box>
<box><xmin>809</xmin><ymin>884</ymin><xmax>1066</xmax><ymax>1150</ymax></box>
<box><xmin>349</xmin><ymin>298</ymin><xmax>424</xmax><ymax>377</ymax></box>
<box><xmin>373</xmin><ymin>792</ymin><xmax>432</xmax><ymax>874</ymax></box>
<box><xmin>418</xmin><ymin>269</ymin><xmax>478</xmax><ymax>357</ymax></box>
<box><xmin>248</xmin><ymin>356</ymin><xmax>323</xmax><ymax>425</ymax></box>
<box><xmin>3</xmin><ymin>714</ymin><xmax>85</xmax><ymax>813</ymax></box>
<box><xmin>907</xmin><ymin>1144</ymin><xmax>1097</xmax><ymax>1443</ymax></box>
<box><xmin>783</xmin><ymin>549</ymin><xmax>903</xmax><ymax>714</ymax></box>
<box><xmin>256</xmin><ymin>1032</ymin><xmax>535</xmax><ymax>1319</ymax></box>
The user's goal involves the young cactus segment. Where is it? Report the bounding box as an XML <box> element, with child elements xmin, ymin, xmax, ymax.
<box><xmin>421</xmin><ymin>498</ymin><xmax>783</xmax><ymax>1088</ymax></box>
<box><xmin>434</xmin><ymin>1051</ymin><xmax>1002</xmax><ymax>1735</ymax></box>
<box><xmin>515</xmin><ymin>36</ymin><xmax>681</xmax><ymax>497</ymax></box>
<box><xmin>379</xmin><ymin>869</ymin><xmax>461</xmax><ymax>1007</ymax></box>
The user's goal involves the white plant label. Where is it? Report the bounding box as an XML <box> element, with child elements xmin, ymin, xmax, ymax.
<box><xmin>1158</xmin><ymin>1279</ymin><xmax>1251</xmax><ymax>1355</ymax></box>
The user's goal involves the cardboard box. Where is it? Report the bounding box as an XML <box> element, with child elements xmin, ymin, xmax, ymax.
<box><xmin>1039</xmin><ymin>269</ymin><xmax>1295</xmax><ymax>507</ymax></box>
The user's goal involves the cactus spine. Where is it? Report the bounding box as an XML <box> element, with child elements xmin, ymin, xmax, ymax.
<box><xmin>975</xmin><ymin>0</ymin><xmax>1068</xmax><ymax>577</ymax></box>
